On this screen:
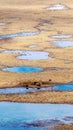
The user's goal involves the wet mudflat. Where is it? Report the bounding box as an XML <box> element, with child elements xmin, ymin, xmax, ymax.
<box><xmin>0</xmin><ymin>102</ymin><xmax>73</xmax><ymax>130</ymax></box>
<box><xmin>3</xmin><ymin>50</ymin><xmax>50</xmax><ymax>60</ymax></box>
<box><xmin>0</xmin><ymin>84</ymin><xmax>73</xmax><ymax>94</ymax></box>
<box><xmin>2</xmin><ymin>66</ymin><xmax>43</xmax><ymax>73</ymax></box>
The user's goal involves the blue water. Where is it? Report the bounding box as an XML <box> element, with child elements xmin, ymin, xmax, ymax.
<box><xmin>53</xmin><ymin>40</ymin><xmax>73</xmax><ymax>47</ymax></box>
<box><xmin>0</xmin><ymin>87</ymin><xmax>42</xmax><ymax>94</ymax></box>
<box><xmin>51</xmin><ymin>84</ymin><xmax>73</xmax><ymax>91</ymax></box>
<box><xmin>0</xmin><ymin>102</ymin><xmax>73</xmax><ymax>130</ymax></box>
<box><xmin>0</xmin><ymin>127</ymin><xmax>44</xmax><ymax>130</ymax></box>
<box><xmin>0</xmin><ymin>84</ymin><xmax>73</xmax><ymax>94</ymax></box>
<box><xmin>2</xmin><ymin>66</ymin><xmax>43</xmax><ymax>73</ymax></box>
<box><xmin>0</xmin><ymin>32</ymin><xmax>39</xmax><ymax>40</ymax></box>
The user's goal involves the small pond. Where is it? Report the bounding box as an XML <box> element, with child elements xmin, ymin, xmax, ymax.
<box><xmin>2</xmin><ymin>66</ymin><xmax>43</xmax><ymax>73</ymax></box>
<box><xmin>52</xmin><ymin>40</ymin><xmax>73</xmax><ymax>48</ymax></box>
<box><xmin>3</xmin><ymin>50</ymin><xmax>50</xmax><ymax>60</ymax></box>
<box><xmin>0</xmin><ymin>32</ymin><xmax>39</xmax><ymax>40</ymax></box>
<box><xmin>41</xmin><ymin>22</ymin><xmax>49</xmax><ymax>26</ymax></box>
<box><xmin>28</xmin><ymin>44</ymin><xmax>37</xmax><ymax>48</ymax></box>
<box><xmin>0</xmin><ymin>102</ymin><xmax>73</xmax><ymax>130</ymax></box>
<box><xmin>0</xmin><ymin>84</ymin><xmax>73</xmax><ymax>94</ymax></box>
<box><xmin>47</xmin><ymin>4</ymin><xmax>68</xmax><ymax>10</ymax></box>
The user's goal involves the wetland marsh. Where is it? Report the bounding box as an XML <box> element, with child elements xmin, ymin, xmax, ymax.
<box><xmin>0</xmin><ymin>0</ymin><xmax>73</xmax><ymax>129</ymax></box>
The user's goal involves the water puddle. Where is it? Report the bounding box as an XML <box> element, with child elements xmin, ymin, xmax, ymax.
<box><xmin>47</xmin><ymin>4</ymin><xmax>69</xmax><ymax>10</ymax></box>
<box><xmin>41</xmin><ymin>22</ymin><xmax>49</xmax><ymax>26</ymax></box>
<box><xmin>50</xmin><ymin>84</ymin><xmax>73</xmax><ymax>91</ymax></box>
<box><xmin>29</xmin><ymin>44</ymin><xmax>37</xmax><ymax>48</ymax></box>
<box><xmin>3</xmin><ymin>50</ymin><xmax>50</xmax><ymax>60</ymax></box>
<box><xmin>50</xmin><ymin>35</ymin><xmax>72</xmax><ymax>39</ymax></box>
<box><xmin>0</xmin><ymin>102</ymin><xmax>73</xmax><ymax>130</ymax></box>
<box><xmin>0</xmin><ymin>22</ymin><xmax>7</xmax><ymax>26</ymax></box>
<box><xmin>0</xmin><ymin>84</ymin><xmax>73</xmax><ymax>94</ymax></box>
<box><xmin>17</xmin><ymin>51</ymin><xmax>50</xmax><ymax>60</ymax></box>
<box><xmin>52</xmin><ymin>40</ymin><xmax>73</xmax><ymax>48</ymax></box>
<box><xmin>2</xmin><ymin>66</ymin><xmax>43</xmax><ymax>73</ymax></box>
<box><xmin>0</xmin><ymin>32</ymin><xmax>39</xmax><ymax>40</ymax></box>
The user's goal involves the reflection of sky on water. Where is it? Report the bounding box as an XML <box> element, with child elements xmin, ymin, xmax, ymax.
<box><xmin>0</xmin><ymin>32</ymin><xmax>39</xmax><ymax>40</ymax></box>
<box><xmin>53</xmin><ymin>41</ymin><xmax>73</xmax><ymax>47</ymax></box>
<box><xmin>0</xmin><ymin>102</ymin><xmax>73</xmax><ymax>127</ymax></box>
<box><xmin>3</xmin><ymin>50</ymin><xmax>50</xmax><ymax>60</ymax></box>
<box><xmin>2</xmin><ymin>66</ymin><xmax>43</xmax><ymax>73</ymax></box>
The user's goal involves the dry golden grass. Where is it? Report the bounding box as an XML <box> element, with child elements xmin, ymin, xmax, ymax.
<box><xmin>0</xmin><ymin>91</ymin><xmax>73</xmax><ymax>103</ymax></box>
<box><xmin>54</xmin><ymin>124</ymin><xmax>73</xmax><ymax>130</ymax></box>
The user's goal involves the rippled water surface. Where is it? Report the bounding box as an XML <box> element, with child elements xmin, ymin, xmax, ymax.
<box><xmin>0</xmin><ymin>102</ymin><xmax>73</xmax><ymax>130</ymax></box>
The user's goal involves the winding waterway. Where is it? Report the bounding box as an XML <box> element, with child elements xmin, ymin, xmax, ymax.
<box><xmin>0</xmin><ymin>84</ymin><xmax>73</xmax><ymax>94</ymax></box>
